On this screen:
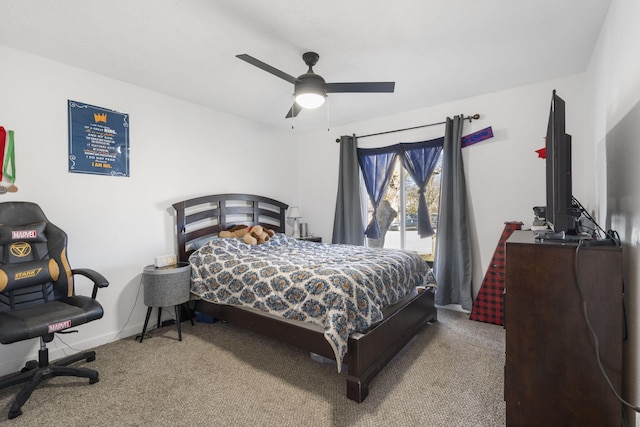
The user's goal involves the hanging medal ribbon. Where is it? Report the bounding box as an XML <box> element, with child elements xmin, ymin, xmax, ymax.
<box><xmin>3</xmin><ymin>131</ymin><xmax>17</xmax><ymax>193</ymax></box>
<box><xmin>0</xmin><ymin>126</ymin><xmax>6</xmax><ymax>182</ymax></box>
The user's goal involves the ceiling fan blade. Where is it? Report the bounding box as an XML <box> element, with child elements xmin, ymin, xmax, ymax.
<box><xmin>236</xmin><ymin>54</ymin><xmax>298</xmax><ymax>85</ymax></box>
<box><xmin>285</xmin><ymin>103</ymin><xmax>303</xmax><ymax>119</ymax></box>
<box><xmin>326</xmin><ymin>82</ymin><xmax>395</xmax><ymax>93</ymax></box>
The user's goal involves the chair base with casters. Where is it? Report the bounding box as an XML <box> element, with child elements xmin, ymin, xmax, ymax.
<box><xmin>0</xmin><ymin>334</ymin><xmax>99</xmax><ymax>419</ymax></box>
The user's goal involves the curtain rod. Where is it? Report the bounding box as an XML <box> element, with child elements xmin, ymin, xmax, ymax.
<box><xmin>334</xmin><ymin>114</ymin><xmax>481</xmax><ymax>143</ymax></box>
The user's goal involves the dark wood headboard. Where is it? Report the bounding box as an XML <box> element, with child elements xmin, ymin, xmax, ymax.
<box><xmin>172</xmin><ymin>193</ymin><xmax>289</xmax><ymax>262</ymax></box>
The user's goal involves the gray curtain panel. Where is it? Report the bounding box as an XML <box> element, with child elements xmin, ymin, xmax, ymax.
<box><xmin>434</xmin><ymin>116</ymin><xmax>473</xmax><ymax>311</ymax></box>
<box><xmin>332</xmin><ymin>135</ymin><xmax>365</xmax><ymax>245</ymax></box>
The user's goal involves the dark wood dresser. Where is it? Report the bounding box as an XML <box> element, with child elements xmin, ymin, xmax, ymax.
<box><xmin>505</xmin><ymin>230</ymin><xmax>623</xmax><ymax>426</ymax></box>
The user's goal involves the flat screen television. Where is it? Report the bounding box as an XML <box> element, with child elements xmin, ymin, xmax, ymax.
<box><xmin>545</xmin><ymin>90</ymin><xmax>576</xmax><ymax>234</ymax></box>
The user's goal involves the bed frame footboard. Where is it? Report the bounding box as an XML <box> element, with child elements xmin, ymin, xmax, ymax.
<box><xmin>345</xmin><ymin>287</ymin><xmax>437</xmax><ymax>402</ymax></box>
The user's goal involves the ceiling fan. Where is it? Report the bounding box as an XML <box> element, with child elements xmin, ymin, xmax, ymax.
<box><xmin>236</xmin><ymin>52</ymin><xmax>395</xmax><ymax>118</ymax></box>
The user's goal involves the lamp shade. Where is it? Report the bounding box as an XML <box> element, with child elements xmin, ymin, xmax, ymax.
<box><xmin>287</xmin><ymin>206</ymin><xmax>302</xmax><ymax>219</ymax></box>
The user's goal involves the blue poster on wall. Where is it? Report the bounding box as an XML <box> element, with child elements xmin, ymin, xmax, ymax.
<box><xmin>68</xmin><ymin>100</ymin><xmax>129</xmax><ymax>177</ymax></box>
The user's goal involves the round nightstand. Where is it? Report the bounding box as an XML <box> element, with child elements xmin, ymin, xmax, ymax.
<box><xmin>137</xmin><ymin>263</ymin><xmax>191</xmax><ymax>342</ymax></box>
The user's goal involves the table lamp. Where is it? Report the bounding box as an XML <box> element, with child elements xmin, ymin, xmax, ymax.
<box><xmin>287</xmin><ymin>206</ymin><xmax>302</xmax><ymax>238</ymax></box>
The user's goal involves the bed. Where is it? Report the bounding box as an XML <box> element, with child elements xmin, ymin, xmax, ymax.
<box><xmin>172</xmin><ymin>193</ymin><xmax>438</xmax><ymax>402</ymax></box>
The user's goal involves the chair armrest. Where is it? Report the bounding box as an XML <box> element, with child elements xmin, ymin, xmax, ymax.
<box><xmin>71</xmin><ymin>268</ymin><xmax>109</xmax><ymax>299</ymax></box>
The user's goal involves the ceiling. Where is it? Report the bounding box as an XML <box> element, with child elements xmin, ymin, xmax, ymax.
<box><xmin>0</xmin><ymin>0</ymin><xmax>612</xmax><ymax>132</ymax></box>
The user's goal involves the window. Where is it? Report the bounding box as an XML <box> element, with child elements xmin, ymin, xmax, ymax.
<box><xmin>365</xmin><ymin>152</ymin><xmax>442</xmax><ymax>262</ymax></box>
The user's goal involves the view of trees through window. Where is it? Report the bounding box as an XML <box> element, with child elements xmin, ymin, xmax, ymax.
<box><xmin>366</xmin><ymin>153</ymin><xmax>442</xmax><ymax>262</ymax></box>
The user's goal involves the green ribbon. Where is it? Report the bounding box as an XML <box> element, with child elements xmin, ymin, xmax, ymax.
<box><xmin>3</xmin><ymin>130</ymin><xmax>15</xmax><ymax>183</ymax></box>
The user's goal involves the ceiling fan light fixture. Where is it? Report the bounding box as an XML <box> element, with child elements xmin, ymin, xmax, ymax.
<box><xmin>295</xmin><ymin>92</ymin><xmax>326</xmax><ymax>109</ymax></box>
<box><xmin>294</xmin><ymin>72</ymin><xmax>327</xmax><ymax>109</ymax></box>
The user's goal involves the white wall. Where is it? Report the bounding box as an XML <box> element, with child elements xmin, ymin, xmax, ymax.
<box><xmin>298</xmin><ymin>74</ymin><xmax>587</xmax><ymax>297</ymax></box>
<box><xmin>0</xmin><ymin>46</ymin><xmax>298</xmax><ymax>373</ymax></box>
<box><xmin>585</xmin><ymin>0</ymin><xmax>640</xmax><ymax>420</ymax></box>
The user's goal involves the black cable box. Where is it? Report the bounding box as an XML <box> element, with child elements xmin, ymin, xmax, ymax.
<box><xmin>582</xmin><ymin>238</ymin><xmax>617</xmax><ymax>247</ymax></box>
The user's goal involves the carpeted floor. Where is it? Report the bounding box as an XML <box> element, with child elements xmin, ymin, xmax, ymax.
<box><xmin>0</xmin><ymin>309</ymin><xmax>505</xmax><ymax>426</ymax></box>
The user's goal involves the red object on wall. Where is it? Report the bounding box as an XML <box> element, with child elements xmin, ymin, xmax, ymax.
<box><xmin>469</xmin><ymin>221</ymin><xmax>523</xmax><ymax>325</ymax></box>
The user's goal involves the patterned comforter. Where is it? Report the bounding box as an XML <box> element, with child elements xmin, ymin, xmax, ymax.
<box><xmin>189</xmin><ymin>234</ymin><xmax>435</xmax><ymax>371</ymax></box>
